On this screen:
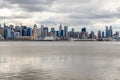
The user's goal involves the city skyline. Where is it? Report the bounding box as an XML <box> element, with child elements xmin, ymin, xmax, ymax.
<box><xmin>0</xmin><ymin>22</ymin><xmax>120</xmax><ymax>34</ymax></box>
<box><xmin>0</xmin><ymin>22</ymin><xmax>120</xmax><ymax>41</ymax></box>
<box><xmin>1</xmin><ymin>0</ymin><xmax>120</xmax><ymax>31</ymax></box>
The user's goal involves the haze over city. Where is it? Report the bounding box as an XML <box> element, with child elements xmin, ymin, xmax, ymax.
<box><xmin>1</xmin><ymin>0</ymin><xmax>120</xmax><ymax>31</ymax></box>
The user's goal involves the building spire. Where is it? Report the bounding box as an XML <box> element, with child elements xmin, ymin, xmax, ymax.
<box><xmin>59</xmin><ymin>23</ymin><xmax>62</xmax><ymax>30</ymax></box>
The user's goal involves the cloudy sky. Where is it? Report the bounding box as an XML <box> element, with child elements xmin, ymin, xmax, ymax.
<box><xmin>0</xmin><ymin>0</ymin><xmax>120</xmax><ymax>31</ymax></box>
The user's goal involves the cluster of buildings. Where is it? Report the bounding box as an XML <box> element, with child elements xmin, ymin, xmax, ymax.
<box><xmin>0</xmin><ymin>23</ymin><xmax>70</xmax><ymax>40</ymax></box>
<box><xmin>97</xmin><ymin>26</ymin><xmax>119</xmax><ymax>40</ymax></box>
<box><xmin>0</xmin><ymin>23</ymin><xmax>119</xmax><ymax>41</ymax></box>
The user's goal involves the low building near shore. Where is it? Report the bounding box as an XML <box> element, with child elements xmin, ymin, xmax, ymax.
<box><xmin>15</xmin><ymin>36</ymin><xmax>32</xmax><ymax>40</ymax></box>
<box><xmin>44</xmin><ymin>36</ymin><xmax>55</xmax><ymax>41</ymax></box>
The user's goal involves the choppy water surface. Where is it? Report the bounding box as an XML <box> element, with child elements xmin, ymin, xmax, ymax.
<box><xmin>0</xmin><ymin>42</ymin><xmax>120</xmax><ymax>80</ymax></box>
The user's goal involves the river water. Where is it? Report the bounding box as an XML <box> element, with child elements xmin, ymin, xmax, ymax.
<box><xmin>0</xmin><ymin>42</ymin><xmax>120</xmax><ymax>80</ymax></box>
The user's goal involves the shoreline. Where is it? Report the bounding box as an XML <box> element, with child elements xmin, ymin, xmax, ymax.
<box><xmin>0</xmin><ymin>39</ymin><xmax>118</xmax><ymax>42</ymax></box>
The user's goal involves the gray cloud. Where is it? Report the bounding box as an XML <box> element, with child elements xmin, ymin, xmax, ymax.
<box><xmin>0</xmin><ymin>13</ymin><xmax>32</xmax><ymax>19</ymax></box>
<box><xmin>0</xmin><ymin>0</ymin><xmax>120</xmax><ymax>28</ymax></box>
<box><xmin>5</xmin><ymin>0</ymin><xmax>56</xmax><ymax>12</ymax></box>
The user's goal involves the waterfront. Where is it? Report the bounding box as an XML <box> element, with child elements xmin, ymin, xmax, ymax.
<box><xmin>0</xmin><ymin>42</ymin><xmax>120</xmax><ymax>80</ymax></box>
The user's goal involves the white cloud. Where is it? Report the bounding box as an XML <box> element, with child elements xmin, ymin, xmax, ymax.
<box><xmin>0</xmin><ymin>0</ymin><xmax>120</xmax><ymax>32</ymax></box>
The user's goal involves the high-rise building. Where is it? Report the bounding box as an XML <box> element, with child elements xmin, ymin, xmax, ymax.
<box><xmin>14</xmin><ymin>32</ymin><xmax>20</xmax><ymax>38</ymax></box>
<box><xmin>59</xmin><ymin>24</ymin><xmax>62</xmax><ymax>31</ymax></box>
<box><xmin>44</xmin><ymin>27</ymin><xmax>48</xmax><ymax>37</ymax></box>
<box><xmin>113</xmin><ymin>31</ymin><xmax>119</xmax><ymax>39</ymax></box>
<box><xmin>22</xmin><ymin>29</ymin><xmax>27</xmax><ymax>36</ymax></box>
<box><xmin>106</xmin><ymin>26</ymin><xmax>109</xmax><ymax>38</ymax></box>
<box><xmin>50</xmin><ymin>28</ymin><xmax>55</xmax><ymax>37</ymax></box>
<box><xmin>4</xmin><ymin>27</ymin><xmax>12</xmax><ymax>39</ymax></box>
<box><xmin>27</xmin><ymin>27</ymin><xmax>32</xmax><ymax>36</ymax></box>
<box><xmin>32</xmin><ymin>24</ymin><xmax>38</xmax><ymax>40</ymax></box>
<box><xmin>105</xmin><ymin>26</ymin><xmax>113</xmax><ymax>38</ymax></box>
<box><xmin>51</xmin><ymin>28</ymin><xmax>55</xmax><ymax>32</ymax></box>
<box><xmin>64</xmin><ymin>26</ymin><xmax>68</xmax><ymax>38</ymax></box>
<box><xmin>21</xmin><ymin>26</ymin><xmax>27</xmax><ymax>36</ymax></box>
<box><xmin>109</xmin><ymin>26</ymin><xmax>113</xmax><ymax>38</ymax></box>
<box><xmin>102</xmin><ymin>31</ymin><xmax>105</xmax><ymax>38</ymax></box>
<box><xmin>15</xmin><ymin>26</ymin><xmax>20</xmax><ymax>32</ymax></box>
<box><xmin>80</xmin><ymin>28</ymin><xmax>87</xmax><ymax>39</ymax></box>
<box><xmin>81</xmin><ymin>28</ymin><xmax>86</xmax><ymax>32</ymax></box>
<box><xmin>56</xmin><ymin>31</ymin><xmax>59</xmax><ymax>37</ymax></box>
<box><xmin>115</xmin><ymin>31</ymin><xmax>119</xmax><ymax>38</ymax></box>
<box><xmin>59</xmin><ymin>24</ymin><xmax>62</xmax><ymax>37</ymax></box>
<box><xmin>89</xmin><ymin>31</ymin><xmax>94</xmax><ymax>39</ymax></box>
<box><xmin>98</xmin><ymin>30</ymin><xmax>102</xmax><ymax>38</ymax></box>
<box><xmin>70</xmin><ymin>28</ymin><xmax>75</xmax><ymax>37</ymax></box>
<box><xmin>61</xmin><ymin>30</ymin><xmax>64</xmax><ymax>37</ymax></box>
<box><xmin>40</xmin><ymin>25</ymin><xmax>44</xmax><ymax>38</ymax></box>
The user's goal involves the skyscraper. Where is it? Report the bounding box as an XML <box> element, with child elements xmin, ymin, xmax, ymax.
<box><xmin>115</xmin><ymin>31</ymin><xmax>119</xmax><ymax>39</ymax></box>
<box><xmin>22</xmin><ymin>29</ymin><xmax>27</xmax><ymax>36</ymax></box>
<box><xmin>98</xmin><ymin>30</ymin><xmax>101</xmax><ymax>38</ymax></box>
<box><xmin>14</xmin><ymin>32</ymin><xmax>20</xmax><ymax>38</ymax></box>
<box><xmin>106</xmin><ymin>26</ymin><xmax>113</xmax><ymax>38</ymax></box>
<box><xmin>21</xmin><ymin>26</ymin><xmax>27</xmax><ymax>36</ymax></box>
<box><xmin>102</xmin><ymin>31</ymin><xmax>105</xmax><ymax>38</ymax></box>
<box><xmin>109</xmin><ymin>26</ymin><xmax>113</xmax><ymax>38</ymax></box>
<box><xmin>70</xmin><ymin>28</ymin><xmax>74</xmax><ymax>37</ymax></box>
<box><xmin>27</xmin><ymin>27</ymin><xmax>32</xmax><ymax>36</ymax></box>
<box><xmin>4</xmin><ymin>27</ymin><xmax>12</xmax><ymax>39</ymax></box>
<box><xmin>50</xmin><ymin>28</ymin><xmax>54</xmax><ymax>32</ymax></box>
<box><xmin>89</xmin><ymin>31</ymin><xmax>94</xmax><ymax>39</ymax></box>
<box><xmin>59</xmin><ymin>24</ymin><xmax>62</xmax><ymax>37</ymax></box>
<box><xmin>44</xmin><ymin>27</ymin><xmax>48</xmax><ymax>37</ymax></box>
<box><xmin>81</xmin><ymin>28</ymin><xmax>86</xmax><ymax>32</ymax></box>
<box><xmin>106</xmin><ymin>26</ymin><xmax>109</xmax><ymax>38</ymax></box>
<box><xmin>50</xmin><ymin>28</ymin><xmax>55</xmax><ymax>37</ymax></box>
<box><xmin>59</xmin><ymin>24</ymin><xmax>62</xmax><ymax>32</ymax></box>
<box><xmin>81</xmin><ymin>28</ymin><xmax>87</xmax><ymax>39</ymax></box>
<box><xmin>32</xmin><ymin>24</ymin><xmax>38</xmax><ymax>40</ymax></box>
<box><xmin>39</xmin><ymin>25</ymin><xmax>44</xmax><ymax>39</ymax></box>
<box><xmin>64</xmin><ymin>26</ymin><xmax>68</xmax><ymax>38</ymax></box>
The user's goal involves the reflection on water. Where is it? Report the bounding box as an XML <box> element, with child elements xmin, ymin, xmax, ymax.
<box><xmin>0</xmin><ymin>42</ymin><xmax>120</xmax><ymax>80</ymax></box>
<box><xmin>0</xmin><ymin>57</ymin><xmax>54</xmax><ymax>80</ymax></box>
<box><xmin>0</xmin><ymin>57</ymin><xmax>120</xmax><ymax>80</ymax></box>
